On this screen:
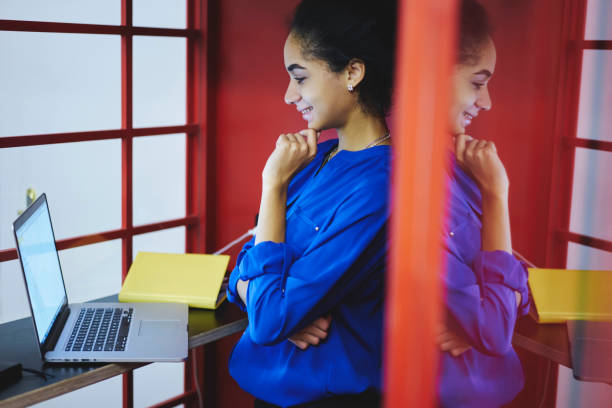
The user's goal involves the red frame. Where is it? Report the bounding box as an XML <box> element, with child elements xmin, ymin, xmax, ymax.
<box><xmin>0</xmin><ymin>1</ymin><xmax>207</xmax><ymax>407</ymax></box>
<box><xmin>547</xmin><ymin>0</ymin><xmax>612</xmax><ymax>267</ymax></box>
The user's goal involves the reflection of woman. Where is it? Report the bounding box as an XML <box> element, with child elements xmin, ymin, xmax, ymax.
<box><xmin>226</xmin><ymin>0</ymin><xmax>396</xmax><ymax>407</ymax></box>
<box><xmin>437</xmin><ymin>1</ymin><xmax>530</xmax><ymax>406</ymax></box>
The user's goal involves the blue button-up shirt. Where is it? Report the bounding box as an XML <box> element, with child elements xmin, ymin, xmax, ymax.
<box><xmin>438</xmin><ymin>156</ymin><xmax>530</xmax><ymax>407</ymax></box>
<box><xmin>227</xmin><ymin>139</ymin><xmax>390</xmax><ymax>407</ymax></box>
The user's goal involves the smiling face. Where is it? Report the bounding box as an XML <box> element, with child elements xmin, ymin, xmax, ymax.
<box><xmin>448</xmin><ymin>36</ymin><xmax>497</xmax><ymax>135</ymax></box>
<box><xmin>283</xmin><ymin>33</ymin><xmax>355</xmax><ymax>131</ymax></box>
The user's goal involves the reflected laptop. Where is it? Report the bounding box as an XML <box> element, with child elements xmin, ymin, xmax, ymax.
<box><xmin>13</xmin><ymin>193</ymin><xmax>188</xmax><ymax>363</ymax></box>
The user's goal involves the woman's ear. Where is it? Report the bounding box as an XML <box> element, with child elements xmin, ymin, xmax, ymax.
<box><xmin>346</xmin><ymin>58</ymin><xmax>366</xmax><ymax>89</ymax></box>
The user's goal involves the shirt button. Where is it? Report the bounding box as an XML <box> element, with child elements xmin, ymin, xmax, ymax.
<box><xmin>315</xmin><ymin>227</ymin><xmax>319</xmax><ymax>231</ymax></box>
<box><xmin>449</xmin><ymin>231</ymin><xmax>455</xmax><ymax>237</ymax></box>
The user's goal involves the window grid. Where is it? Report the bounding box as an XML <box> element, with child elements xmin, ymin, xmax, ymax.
<box><xmin>547</xmin><ymin>0</ymin><xmax>612</xmax><ymax>266</ymax></box>
<box><xmin>0</xmin><ymin>0</ymin><xmax>204</xmax><ymax>406</ymax></box>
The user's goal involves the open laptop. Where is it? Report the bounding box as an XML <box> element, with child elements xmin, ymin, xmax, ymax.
<box><xmin>13</xmin><ymin>193</ymin><xmax>188</xmax><ymax>363</ymax></box>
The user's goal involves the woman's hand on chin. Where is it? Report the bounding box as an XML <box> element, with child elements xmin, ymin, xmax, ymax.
<box><xmin>453</xmin><ymin>133</ymin><xmax>509</xmax><ymax>198</ymax></box>
<box><xmin>262</xmin><ymin>129</ymin><xmax>319</xmax><ymax>190</ymax></box>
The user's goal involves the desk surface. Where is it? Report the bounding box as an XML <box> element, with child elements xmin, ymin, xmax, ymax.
<box><xmin>513</xmin><ymin>315</ymin><xmax>571</xmax><ymax>368</ymax></box>
<box><xmin>0</xmin><ymin>297</ymin><xmax>247</xmax><ymax>408</ymax></box>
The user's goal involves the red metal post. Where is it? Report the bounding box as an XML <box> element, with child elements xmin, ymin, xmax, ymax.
<box><xmin>384</xmin><ymin>0</ymin><xmax>457</xmax><ymax>406</ymax></box>
<box><xmin>546</xmin><ymin>0</ymin><xmax>588</xmax><ymax>268</ymax></box>
<box><xmin>121</xmin><ymin>1</ymin><xmax>134</xmax><ymax>407</ymax></box>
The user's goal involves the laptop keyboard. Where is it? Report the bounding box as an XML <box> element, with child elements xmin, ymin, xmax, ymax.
<box><xmin>65</xmin><ymin>307</ymin><xmax>133</xmax><ymax>352</ymax></box>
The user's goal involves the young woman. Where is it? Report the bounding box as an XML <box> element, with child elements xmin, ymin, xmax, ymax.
<box><xmin>436</xmin><ymin>0</ymin><xmax>530</xmax><ymax>406</ymax></box>
<box><xmin>225</xmin><ymin>0</ymin><xmax>396</xmax><ymax>407</ymax></box>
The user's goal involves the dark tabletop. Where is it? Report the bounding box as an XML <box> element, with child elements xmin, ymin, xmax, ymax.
<box><xmin>0</xmin><ymin>297</ymin><xmax>247</xmax><ymax>407</ymax></box>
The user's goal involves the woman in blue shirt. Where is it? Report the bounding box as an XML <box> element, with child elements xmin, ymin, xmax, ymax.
<box><xmin>436</xmin><ymin>1</ymin><xmax>530</xmax><ymax>406</ymax></box>
<box><xmin>226</xmin><ymin>0</ymin><xmax>396</xmax><ymax>407</ymax></box>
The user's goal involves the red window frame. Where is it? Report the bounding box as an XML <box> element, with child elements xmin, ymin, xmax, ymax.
<box><xmin>0</xmin><ymin>0</ymin><xmax>208</xmax><ymax>406</ymax></box>
<box><xmin>547</xmin><ymin>0</ymin><xmax>612</xmax><ymax>268</ymax></box>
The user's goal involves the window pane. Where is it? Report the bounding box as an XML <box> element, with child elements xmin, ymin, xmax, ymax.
<box><xmin>0</xmin><ymin>140</ymin><xmax>121</xmax><ymax>250</ymax></box>
<box><xmin>0</xmin><ymin>0</ymin><xmax>120</xmax><ymax>25</ymax></box>
<box><xmin>133</xmin><ymin>36</ymin><xmax>186</xmax><ymax>128</ymax></box>
<box><xmin>0</xmin><ymin>32</ymin><xmax>120</xmax><ymax>137</ymax></box>
<box><xmin>569</xmin><ymin>148</ymin><xmax>612</xmax><ymax>242</ymax></box>
<box><xmin>133</xmin><ymin>0</ymin><xmax>186</xmax><ymax>29</ymax></box>
<box><xmin>133</xmin><ymin>227</ymin><xmax>186</xmax><ymax>261</ymax></box>
<box><xmin>133</xmin><ymin>135</ymin><xmax>186</xmax><ymax>226</ymax></box>
<box><xmin>585</xmin><ymin>0</ymin><xmax>612</xmax><ymax>40</ymax></box>
<box><xmin>60</xmin><ymin>240</ymin><xmax>122</xmax><ymax>303</ymax></box>
<box><xmin>134</xmin><ymin>362</ymin><xmax>185</xmax><ymax>408</ymax></box>
<box><xmin>576</xmin><ymin>50</ymin><xmax>612</xmax><ymax>142</ymax></box>
<box><xmin>31</xmin><ymin>376</ymin><xmax>122</xmax><ymax>408</ymax></box>
<box><xmin>0</xmin><ymin>260</ymin><xmax>30</xmax><ymax>323</ymax></box>
<box><xmin>567</xmin><ymin>243</ymin><xmax>612</xmax><ymax>269</ymax></box>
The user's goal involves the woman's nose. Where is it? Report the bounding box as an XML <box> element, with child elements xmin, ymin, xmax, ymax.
<box><xmin>284</xmin><ymin>81</ymin><xmax>300</xmax><ymax>105</ymax></box>
<box><xmin>477</xmin><ymin>87</ymin><xmax>492</xmax><ymax>111</ymax></box>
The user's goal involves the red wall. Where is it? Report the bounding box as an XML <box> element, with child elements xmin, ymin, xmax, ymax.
<box><xmin>203</xmin><ymin>0</ymin><xmax>568</xmax><ymax>406</ymax></box>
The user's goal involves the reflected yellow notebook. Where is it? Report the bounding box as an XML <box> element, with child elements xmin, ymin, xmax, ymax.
<box><xmin>528</xmin><ymin>268</ymin><xmax>612</xmax><ymax>323</ymax></box>
<box><xmin>119</xmin><ymin>252</ymin><xmax>230</xmax><ymax>309</ymax></box>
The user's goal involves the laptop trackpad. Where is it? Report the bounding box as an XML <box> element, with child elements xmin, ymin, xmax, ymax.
<box><xmin>138</xmin><ymin>320</ymin><xmax>182</xmax><ymax>336</ymax></box>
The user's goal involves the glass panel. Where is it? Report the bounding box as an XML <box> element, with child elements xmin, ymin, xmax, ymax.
<box><xmin>133</xmin><ymin>0</ymin><xmax>186</xmax><ymax>29</ymax></box>
<box><xmin>133</xmin><ymin>36</ymin><xmax>186</xmax><ymax>128</ymax></box>
<box><xmin>133</xmin><ymin>227</ymin><xmax>186</xmax><ymax>261</ymax></box>
<box><xmin>556</xmin><ymin>366</ymin><xmax>612</xmax><ymax>408</ymax></box>
<box><xmin>0</xmin><ymin>32</ymin><xmax>120</xmax><ymax>137</ymax></box>
<box><xmin>0</xmin><ymin>260</ymin><xmax>30</xmax><ymax>323</ymax></box>
<box><xmin>569</xmin><ymin>148</ymin><xmax>612</xmax><ymax>242</ymax></box>
<box><xmin>31</xmin><ymin>376</ymin><xmax>122</xmax><ymax>408</ymax></box>
<box><xmin>0</xmin><ymin>0</ymin><xmax>120</xmax><ymax>25</ymax></box>
<box><xmin>576</xmin><ymin>51</ymin><xmax>612</xmax><ymax>142</ymax></box>
<box><xmin>133</xmin><ymin>135</ymin><xmax>186</xmax><ymax>226</ymax></box>
<box><xmin>59</xmin><ymin>240</ymin><xmax>122</xmax><ymax>303</ymax></box>
<box><xmin>567</xmin><ymin>243</ymin><xmax>612</xmax><ymax>270</ymax></box>
<box><xmin>134</xmin><ymin>362</ymin><xmax>185</xmax><ymax>408</ymax></box>
<box><xmin>585</xmin><ymin>0</ymin><xmax>612</xmax><ymax>40</ymax></box>
<box><xmin>0</xmin><ymin>140</ymin><xmax>121</xmax><ymax>250</ymax></box>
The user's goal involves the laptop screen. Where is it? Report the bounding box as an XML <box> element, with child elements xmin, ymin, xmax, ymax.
<box><xmin>14</xmin><ymin>195</ymin><xmax>67</xmax><ymax>346</ymax></box>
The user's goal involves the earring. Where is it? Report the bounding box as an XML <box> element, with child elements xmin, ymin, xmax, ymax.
<box><xmin>347</xmin><ymin>84</ymin><xmax>354</xmax><ymax>93</ymax></box>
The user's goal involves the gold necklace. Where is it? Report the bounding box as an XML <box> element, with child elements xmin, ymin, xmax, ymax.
<box><xmin>319</xmin><ymin>132</ymin><xmax>391</xmax><ymax>170</ymax></box>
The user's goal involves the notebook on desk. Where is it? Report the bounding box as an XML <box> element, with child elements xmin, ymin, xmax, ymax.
<box><xmin>119</xmin><ymin>252</ymin><xmax>230</xmax><ymax>309</ymax></box>
<box><xmin>528</xmin><ymin>268</ymin><xmax>612</xmax><ymax>323</ymax></box>
<box><xmin>13</xmin><ymin>194</ymin><xmax>188</xmax><ymax>363</ymax></box>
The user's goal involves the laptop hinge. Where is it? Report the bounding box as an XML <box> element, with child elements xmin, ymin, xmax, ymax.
<box><xmin>43</xmin><ymin>306</ymin><xmax>70</xmax><ymax>353</ymax></box>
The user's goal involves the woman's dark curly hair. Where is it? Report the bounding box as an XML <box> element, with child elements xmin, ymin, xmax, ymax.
<box><xmin>458</xmin><ymin>0</ymin><xmax>492</xmax><ymax>65</ymax></box>
<box><xmin>289</xmin><ymin>0</ymin><xmax>397</xmax><ymax>118</ymax></box>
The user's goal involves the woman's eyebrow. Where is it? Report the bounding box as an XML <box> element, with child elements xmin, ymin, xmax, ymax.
<box><xmin>472</xmin><ymin>69</ymin><xmax>492</xmax><ymax>78</ymax></box>
<box><xmin>287</xmin><ymin>63</ymin><xmax>307</xmax><ymax>72</ymax></box>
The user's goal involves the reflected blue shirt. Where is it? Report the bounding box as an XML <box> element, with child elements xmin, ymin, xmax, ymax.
<box><xmin>227</xmin><ymin>139</ymin><xmax>390</xmax><ymax>407</ymax></box>
<box><xmin>439</xmin><ymin>156</ymin><xmax>530</xmax><ymax>407</ymax></box>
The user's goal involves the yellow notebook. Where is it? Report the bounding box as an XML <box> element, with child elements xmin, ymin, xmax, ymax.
<box><xmin>528</xmin><ymin>268</ymin><xmax>612</xmax><ymax>323</ymax></box>
<box><xmin>119</xmin><ymin>252</ymin><xmax>230</xmax><ymax>309</ymax></box>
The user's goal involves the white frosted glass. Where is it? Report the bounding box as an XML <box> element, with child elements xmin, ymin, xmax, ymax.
<box><xmin>134</xmin><ymin>0</ymin><xmax>186</xmax><ymax>29</ymax></box>
<box><xmin>133</xmin><ymin>36</ymin><xmax>186</xmax><ymax>128</ymax></box>
<box><xmin>577</xmin><ymin>51</ymin><xmax>612</xmax><ymax>142</ymax></box>
<box><xmin>0</xmin><ymin>0</ymin><xmax>120</xmax><ymax>25</ymax></box>
<box><xmin>585</xmin><ymin>0</ymin><xmax>612</xmax><ymax>40</ymax></box>
<box><xmin>0</xmin><ymin>259</ymin><xmax>30</xmax><ymax>323</ymax></box>
<box><xmin>556</xmin><ymin>365</ymin><xmax>612</xmax><ymax>408</ymax></box>
<box><xmin>569</xmin><ymin>148</ymin><xmax>612</xmax><ymax>242</ymax></box>
<box><xmin>567</xmin><ymin>242</ymin><xmax>612</xmax><ymax>270</ymax></box>
<box><xmin>133</xmin><ymin>227</ymin><xmax>186</xmax><ymax>261</ymax></box>
<box><xmin>31</xmin><ymin>376</ymin><xmax>122</xmax><ymax>408</ymax></box>
<box><xmin>59</xmin><ymin>240</ymin><xmax>122</xmax><ymax>304</ymax></box>
<box><xmin>0</xmin><ymin>32</ymin><xmax>120</xmax><ymax>137</ymax></box>
<box><xmin>133</xmin><ymin>134</ymin><xmax>186</xmax><ymax>226</ymax></box>
<box><xmin>134</xmin><ymin>362</ymin><xmax>185</xmax><ymax>408</ymax></box>
<box><xmin>0</xmin><ymin>140</ymin><xmax>121</xmax><ymax>250</ymax></box>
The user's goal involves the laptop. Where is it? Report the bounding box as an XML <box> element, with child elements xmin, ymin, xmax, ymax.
<box><xmin>13</xmin><ymin>193</ymin><xmax>188</xmax><ymax>363</ymax></box>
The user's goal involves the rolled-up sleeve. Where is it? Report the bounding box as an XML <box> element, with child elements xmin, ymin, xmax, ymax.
<box><xmin>227</xmin><ymin>186</ymin><xmax>388</xmax><ymax>346</ymax></box>
<box><xmin>444</xmin><ymin>250</ymin><xmax>530</xmax><ymax>356</ymax></box>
